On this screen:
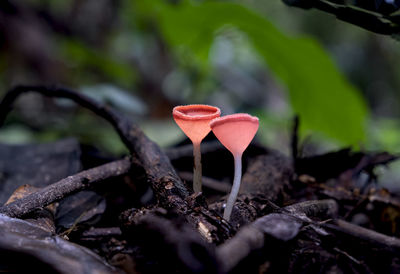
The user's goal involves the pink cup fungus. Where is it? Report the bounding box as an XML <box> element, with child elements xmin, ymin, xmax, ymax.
<box><xmin>210</xmin><ymin>113</ymin><xmax>259</xmax><ymax>221</ymax></box>
<box><xmin>173</xmin><ymin>104</ymin><xmax>221</xmax><ymax>193</ymax></box>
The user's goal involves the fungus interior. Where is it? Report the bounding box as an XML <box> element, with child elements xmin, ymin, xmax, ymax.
<box><xmin>210</xmin><ymin>114</ymin><xmax>259</xmax><ymax>156</ymax></box>
<box><xmin>173</xmin><ymin>104</ymin><xmax>221</xmax><ymax>193</ymax></box>
<box><xmin>210</xmin><ymin>113</ymin><xmax>259</xmax><ymax>221</ymax></box>
<box><xmin>173</xmin><ymin>105</ymin><xmax>220</xmax><ymax>144</ymax></box>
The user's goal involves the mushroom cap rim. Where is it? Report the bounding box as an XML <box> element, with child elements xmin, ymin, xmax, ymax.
<box><xmin>173</xmin><ymin>104</ymin><xmax>221</xmax><ymax>121</ymax></box>
<box><xmin>210</xmin><ymin>113</ymin><xmax>259</xmax><ymax>128</ymax></box>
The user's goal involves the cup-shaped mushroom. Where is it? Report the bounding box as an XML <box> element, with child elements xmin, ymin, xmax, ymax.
<box><xmin>173</xmin><ymin>105</ymin><xmax>221</xmax><ymax>144</ymax></box>
<box><xmin>210</xmin><ymin>113</ymin><xmax>259</xmax><ymax>157</ymax></box>
<box><xmin>210</xmin><ymin>113</ymin><xmax>259</xmax><ymax>221</ymax></box>
<box><xmin>173</xmin><ymin>104</ymin><xmax>221</xmax><ymax>193</ymax></box>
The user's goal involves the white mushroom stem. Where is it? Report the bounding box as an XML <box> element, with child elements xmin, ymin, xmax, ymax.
<box><xmin>193</xmin><ymin>141</ymin><xmax>202</xmax><ymax>193</ymax></box>
<box><xmin>223</xmin><ymin>153</ymin><xmax>242</xmax><ymax>221</ymax></box>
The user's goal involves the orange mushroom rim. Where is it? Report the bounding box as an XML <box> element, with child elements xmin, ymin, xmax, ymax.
<box><xmin>210</xmin><ymin>113</ymin><xmax>259</xmax><ymax>128</ymax></box>
<box><xmin>172</xmin><ymin>104</ymin><xmax>221</xmax><ymax>121</ymax></box>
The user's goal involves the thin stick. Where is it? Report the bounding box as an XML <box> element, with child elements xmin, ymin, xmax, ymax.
<box><xmin>0</xmin><ymin>158</ymin><xmax>131</xmax><ymax>218</ymax></box>
<box><xmin>178</xmin><ymin>172</ymin><xmax>231</xmax><ymax>193</ymax></box>
<box><xmin>223</xmin><ymin>154</ymin><xmax>242</xmax><ymax>221</ymax></box>
<box><xmin>165</xmin><ymin>140</ymin><xmax>222</xmax><ymax>160</ymax></box>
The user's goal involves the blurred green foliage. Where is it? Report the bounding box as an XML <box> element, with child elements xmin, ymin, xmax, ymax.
<box><xmin>135</xmin><ymin>0</ymin><xmax>368</xmax><ymax>145</ymax></box>
<box><xmin>59</xmin><ymin>39</ymin><xmax>137</xmax><ymax>87</ymax></box>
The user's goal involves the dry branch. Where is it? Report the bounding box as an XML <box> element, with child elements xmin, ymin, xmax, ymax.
<box><xmin>0</xmin><ymin>158</ymin><xmax>131</xmax><ymax>218</ymax></box>
<box><xmin>324</xmin><ymin>219</ymin><xmax>400</xmax><ymax>254</ymax></box>
<box><xmin>165</xmin><ymin>141</ymin><xmax>222</xmax><ymax>160</ymax></box>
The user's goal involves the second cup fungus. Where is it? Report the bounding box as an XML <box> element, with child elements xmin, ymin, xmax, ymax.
<box><xmin>210</xmin><ymin>113</ymin><xmax>259</xmax><ymax>221</ymax></box>
<box><xmin>173</xmin><ymin>104</ymin><xmax>221</xmax><ymax>193</ymax></box>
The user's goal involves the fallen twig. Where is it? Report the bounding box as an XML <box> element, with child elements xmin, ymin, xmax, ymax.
<box><xmin>178</xmin><ymin>172</ymin><xmax>231</xmax><ymax>193</ymax></box>
<box><xmin>81</xmin><ymin>227</ymin><xmax>122</xmax><ymax>239</ymax></box>
<box><xmin>165</xmin><ymin>141</ymin><xmax>222</xmax><ymax>161</ymax></box>
<box><xmin>0</xmin><ymin>158</ymin><xmax>131</xmax><ymax>218</ymax></box>
<box><xmin>323</xmin><ymin>219</ymin><xmax>400</xmax><ymax>254</ymax></box>
<box><xmin>283</xmin><ymin>199</ymin><xmax>339</xmax><ymax>220</ymax></box>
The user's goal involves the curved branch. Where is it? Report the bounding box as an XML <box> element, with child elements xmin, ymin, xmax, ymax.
<box><xmin>0</xmin><ymin>85</ymin><xmax>189</xmax><ymax>200</ymax></box>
